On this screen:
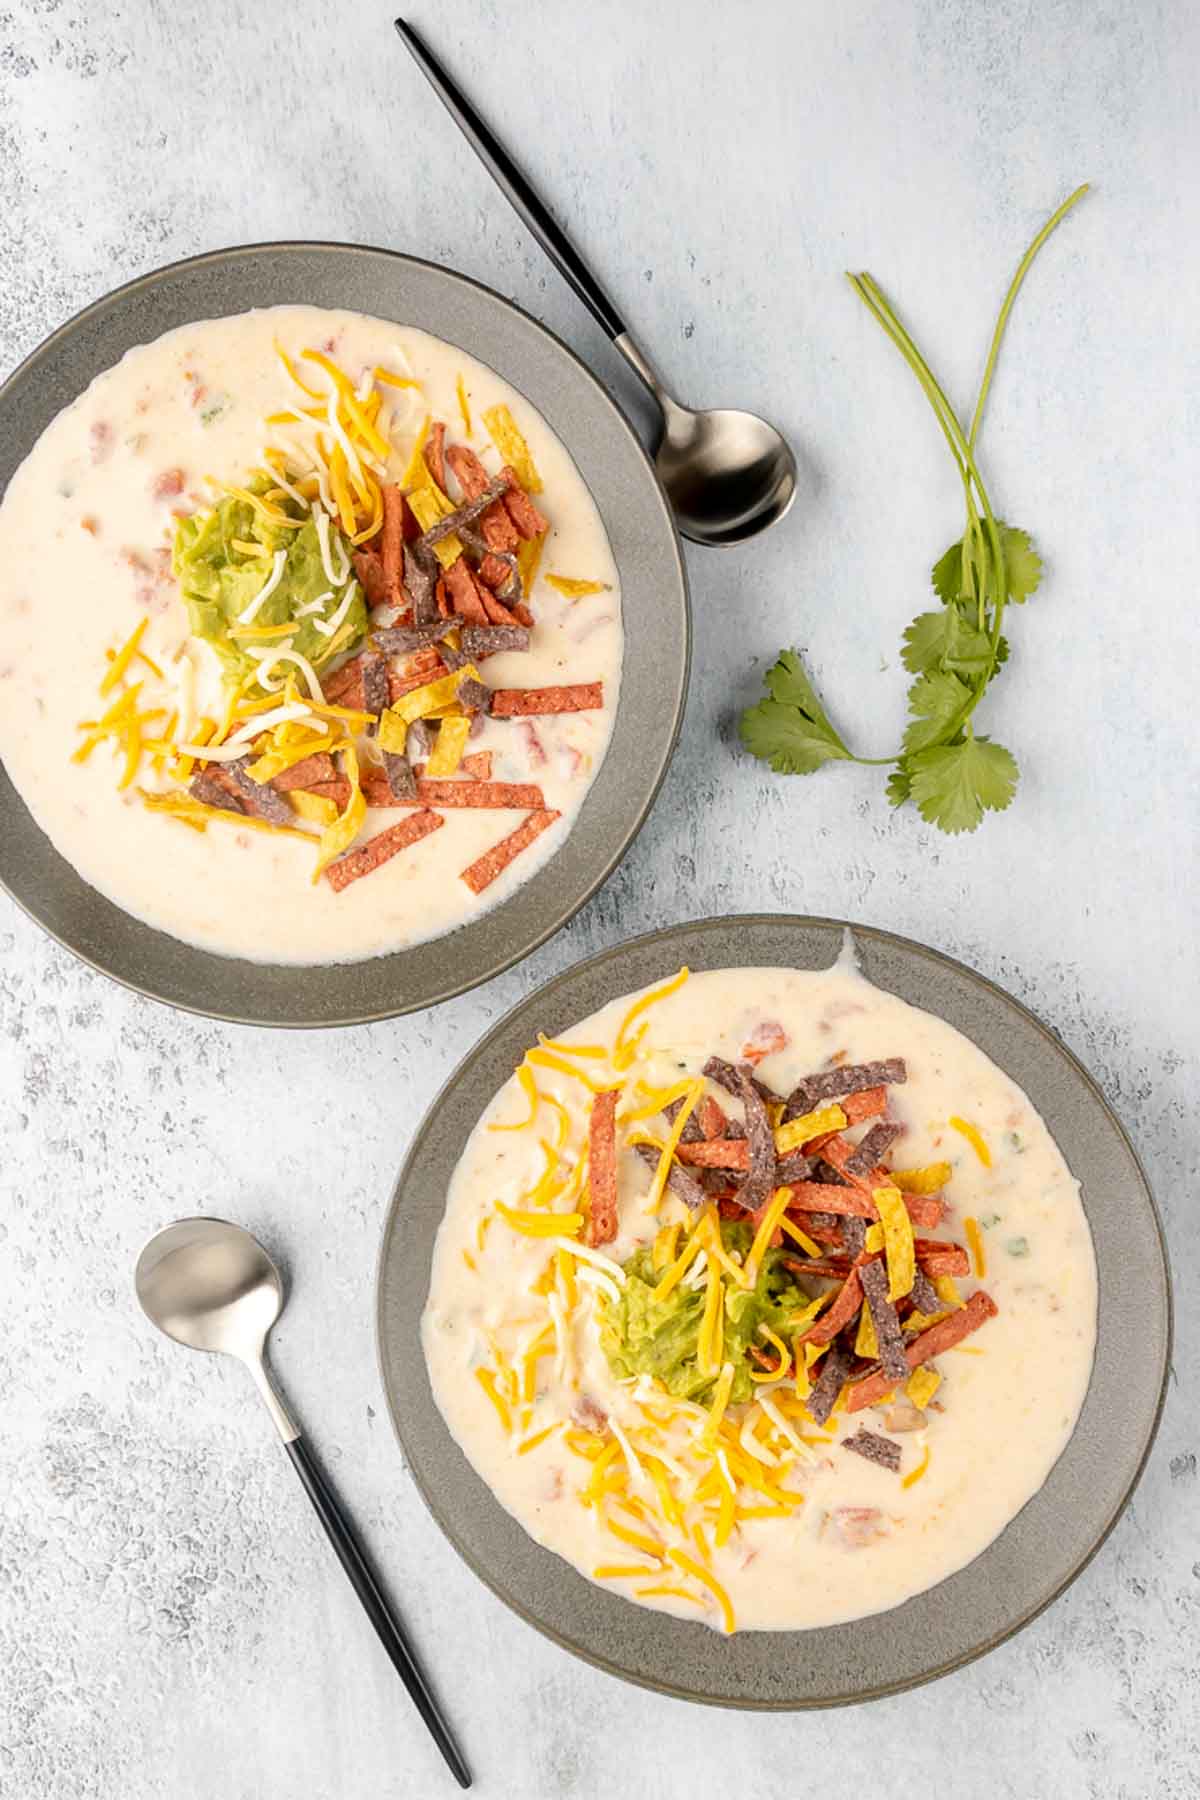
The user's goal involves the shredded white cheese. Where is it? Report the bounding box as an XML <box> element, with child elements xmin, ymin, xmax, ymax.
<box><xmin>311</xmin><ymin>578</ymin><xmax>359</xmax><ymax>639</ymax></box>
<box><xmin>236</xmin><ymin>548</ymin><xmax>289</xmax><ymax>625</ymax></box>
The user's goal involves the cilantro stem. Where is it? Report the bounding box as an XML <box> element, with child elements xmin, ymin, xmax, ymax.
<box><xmin>969</xmin><ymin>185</ymin><xmax>1089</xmax><ymax>451</ymax></box>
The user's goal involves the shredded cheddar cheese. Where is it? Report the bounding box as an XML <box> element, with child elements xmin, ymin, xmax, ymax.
<box><xmin>964</xmin><ymin>1215</ymin><xmax>987</xmax><ymax>1278</ymax></box>
<box><xmin>950</xmin><ymin>1116</ymin><xmax>992</xmax><ymax>1167</ymax></box>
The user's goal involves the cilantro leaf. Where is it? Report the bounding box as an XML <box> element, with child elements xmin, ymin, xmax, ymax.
<box><xmin>886</xmin><ymin>765</ymin><xmax>912</xmax><ymax>807</ymax></box>
<box><xmin>907</xmin><ymin>736</ymin><xmax>1019</xmax><ymax>834</ymax></box>
<box><xmin>902</xmin><ymin>671</ymin><xmax>971</xmax><ymax>754</ymax></box>
<box><xmin>739</xmin><ymin>652</ymin><xmax>852</xmax><ymax>775</ymax></box>
<box><xmin>931</xmin><ymin>537</ymin><xmax>967</xmax><ymax>605</ymax></box>
<box><xmin>999</xmin><ymin>523</ymin><xmax>1041</xmax><ymax>602</ymax></box>
<box><xmin>901</xmin><ymin>608</ymin><xmax>993</xmax><ymax>677</ymax></box>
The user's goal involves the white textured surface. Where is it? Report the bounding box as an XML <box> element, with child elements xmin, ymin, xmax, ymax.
<box><xmin>0</xmin><ymin>3</ymin><xmax>1195</xmax><ymax>1796</ymax></box>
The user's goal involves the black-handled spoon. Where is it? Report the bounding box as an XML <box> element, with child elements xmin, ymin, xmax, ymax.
<box><xmin>394</xmin><ymin>16</ymin><xmax>797</xmax><ymax>547</ymax></box>
<box><xmin>135</xmin><ymin>1216</ymin><xmax>471</xmax><ymax>1790</ymax></box>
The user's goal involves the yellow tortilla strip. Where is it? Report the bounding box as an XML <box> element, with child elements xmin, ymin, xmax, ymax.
<box><xmin>873</xmin><ymin>1182</ymin><xmax>916</xmax><ymax>1301</ymax></box>
<box><xmin>905</xmin><ymin>1366</ymin><xmax>941</xmax><ymax>1408</ymax></box>
<box><xmin>406</xmin><ymin>482</ymin><xmax>463</xmax><ymax>568</ymax></box>
<box><xmin>544</xmin><ymin>575</ymin><xmax>611</xmax><ymax>599</ymax></box>
<box><xmin>377</xmin><ymin>667</ymin><xmax>480</xmax><ymax>740</ymax></box>
<box><xmin>891</xmin><ymin>1160</ymin><xmax>952</xmax><ymax>1194</ymax></box>
<box><xmin>399</xmin><ymin>413</ymin><xmax>431</xmax><ymax>490</ymax></box>
<box><xmin>482</xmin><ymin>403</ymin><xmax>543</xmax><ymax>494</ymax></box>
<box><xmin>773</xmin><ymin>1103</ymin><xmax>847</xmax><ymax>1156</ymax></box>
<box><xmin>424</xmin><ymin>714</ymin><xmax>472</xmax><ymax>777</ymax></box>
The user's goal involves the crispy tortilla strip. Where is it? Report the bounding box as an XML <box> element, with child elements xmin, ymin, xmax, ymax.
<box><xmin>413</xmin><ymin>750</ymin><xmax>492</xmax><ymax>781</ymax></box>
<box><xmin>633</xmin><ymin>1142</ymin><xmax>706</xmax><ymax>1209</ymax></box>
<box><xmin>585</xmin><ymin>1089</ymin><xmax>619</xmax><ymax>1247</ymax></box>
<box><xmin>844</xmin><ymin>1119</ymin><xmax>903</xmax><ymax>1176</ymax></box>
<box><xmin>490</xmin><ymin>682</ymin><xmax>604</xmax><ymax>717</ymax></box>
<box><xmin>459</xmin><ymin>624</ymin><xmax>530</xmax><ymax>659</ymax></box>
<box><xmin>732</xmin><ymin>1063</ymin><xmax>777</xmax><ymax>1213</ymax></box>
<box><xmin>360</xmin><ymin>650</ymin><xmax>390</xmax><ymax>723</ymax></box>
<box><xmin>270</xmin><ymin>752</ymin><xmax>337</xmax><ymax>793</ymax></box>
<box><xmin>325</xmin><ymin>807</ymin><xmax>444</xmax><ymax>893</ymax></box>
<box><xmin>663</xmin><ymin>1094</ymin><xmax>705</xmax><ymax>1144</ymax></box>
<box><xmin>380</xmin><ymin>486</ymin><xmax>406</xmax><ymax>605</ymax></box>
<box><xmin>798</xmin><ymin>1264</ymin><xmax>869</xmax><ymax>1347</ymax></box>
<box><xmin>702</xmin><ymin>1056</ymin><xmax>777</xmax><ymax>1104</ymax></box>
<box><xmin>840</xmin><ymin>1086</ymin><xmax>890</xmax><ymax>1127</ymax></box>
<box><xmin>373</xmin><ymin>621</ymin><xmax>456</xmax><ymax>654</ymax></box>
<box><xmin>425</xmin><ymin>715</ymin><xmax>472</xmax><ymax>777</ymax></box>
<box><xmin>482</xmin><ymin>403</ymin><xmax>543</xmax><ymax>493</ymax></box>
<box><xmin>190</xmin><ymin>769</ymin><xmax>245</xmax><ymax>815</ymax></box>
<box><xmin>404</xmin><ymin>543</ymin><xmax>439</xmax><ymax>624</ymax></box>
<box><xmin>910</xmin><ymin>1240</ymin><xmax>969</xmax><ymax>1277</ymax></box>
<box><xmin>544</xmin><ymin>574</ymin><xmax>611</xmax><ymax>600</ymax></box>
<box><xmin>361</xmin><ymin>768</ymin><xmax>544</xmax><ymax>809</ymax></box>
<box><xmin>805</xmin><ymin>1342</ymin><xmax>851</xmax><ymax>1428</ymax></box>
<box><xmin>846</xmin><ymin>1291</ymin><xmax>999</xmax><ymax>1412</ymax></box>
<box><xmin>874</xmin><ymin>1183</ymin><xmax>916</xmax><ymax>1301</ymax></box>
<box><xmin>423</xmin><ymin>420</ymin><xmax>448</xmax><ymax>493</ymax></box>
<box><xmin>446</xmin><ymin>444</ymin><xmax>521</xmax><ymax>553</ymax></box>
<box><xmin>381</xmin><ymin>750</ymin><xmax>417</xmax><ymax>802</ymax></box>
<box><xmin>407</xmin><ymin>483</ymin><xmax>464</xmax><ymax>568</ymax></box>
<box><xmin>302</xmin><ymin>776</ymin><xmax>351</xmax><ymax>810</ymax></box>
<box><xmin>676</xmin><ymin>1139</ymin><xmax>750</xmax><ymax>1169</ymax></box>
<box><xmin>441</xmin><ymin>555</ymin><xmax>490</xmax><ymax>624</ymax></box>
<box><xmin>784</xmin><ymin>1058</ymin><xmax>907</xmax><ymax>1123</ymax></box>
<box><xmin>353</xmin><ymin>548</ymin><xmax>389</xmax><ymax>607</ymax></box>
<box><xmin>698</xmin><ymin>1094</ymin><xmax>729</xmax><ymax>1140</ymax></box>
<box><xmin>842</xmin><ymin>1428</ymin><xmax>901</xmax><ymax>1472</ymax></box>
<box><xmin>224</xmin><ymin>757</ymin><xmax>295</xmax><ymax>827</ymax></box>
<box><xmin>859</xmin><ymin>1257</ymin><xmax>909</xmax><ymax>1382</ymax></box>
<box><xmin>499</xmin><ymin>466</ymin><xmax>549</xmax><ymax>538</ymax></box>
<box><xmin>460</xmin><ymin>809</ymin><xmax>560</xmax><ymax>895</ymax></box>
<box><xmin>784</xmin><ymin>1179</ymin><xmax>942</xmax><ymax>1229</ymax></box>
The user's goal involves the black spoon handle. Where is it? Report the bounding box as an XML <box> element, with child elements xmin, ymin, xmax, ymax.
<box><xmin>394</xmin><ymin>17</ymin><xmax>628</xmax><ymax>343</ymax></box>
<box><xmin>285</xmin><ymin>1435</ymin><xmax>471</xmax><ymax>1790</ymax></box>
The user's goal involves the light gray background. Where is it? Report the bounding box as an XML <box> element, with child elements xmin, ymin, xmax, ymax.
<box><xmin>0</xmin><ymin>3</ymin><xmax>1194</xmax><ymax>1796</ymax></box>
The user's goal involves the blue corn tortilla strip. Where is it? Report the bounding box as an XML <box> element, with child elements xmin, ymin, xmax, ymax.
<box><xmin>859</xmin><ymin>1256</ymin><xmax>910</xmax><ymax>1381</ymax></box>
<box><xmin>373</xmin><ymin>620</ymin><xmax>456</xmax><ymax>654</ymax></box>
<box><xmin>224</xmin><ymin>757</ymin><xmax>295</xmax><ymax>827</ymax></box>
<box><xmin>456</xmin><ymin>676</ymin><xmax>492</xmax><ymax>714</ymax></box>
<box><xmin>405</xmin><ymin>543</ymin><xmax>440</xmax><ymax>624</ymax></box>
<box><xmin>633</xmin><ymin>1141</ymin><xmax>707</xmax><ymax>1210</ymax></box>
<box><xmin>663</xmin><ymin>1096</ymin><xmax>704</xmax><ymax>1143</ymax></box>
<box><xmin>439</xmin><ymin>641</ymin><xmax>468</xmax><ymax>672</ymax></box>
<box><xmin>909</xmin><ymin>1266</ymin><xmax>941</xmax><ymax>1315</ymax></box>
<box><xmin>382</xmin><ymin>750</ymin><xmax>417</xmax><ymax>802</ymax></box>
<box><xmin>190</xmin><ymin>768</ymin><xmax>246</xmax><ymax>816</ymax></box>
<box><xmin>359</xmin><ymin>651</ymin><xmax>390</xmax><ymax>727</ymax></box>
<box><xmin>703</xmin><ymin>1055</ymin><xmax>776</xmax><ymax>1104</ymax></box>
<box><xmin>842</xmin><ymin>1428</ymin><xmax>902</xmax><ymax>1473</ymax></box>
<box><xmin>840</xmin><ymin>1215</ymin><xmax>868</xmax><ymax>1257</ymax></box>
<box><xmin>732</xmin><ymin>1062</ymin><xmax>777</xmax><ymax>1213</ymax></box>
<box><xmin>805</xmin><ymin>1342</ymin><xmax>851</xmax><ymax>1427</ymax></box>
<box><xmin>417</xmin><ymin>477</ymin><xmax>509</xmax><ymax>550</ymax></box>
<box><xmin>783</xmin><ymin>1058</ymin><xmax>907</xmax><ymax>1123</ymax></box>
<box><xmin>776</xmin><ymin>1150</ymin><xmax>816</xmax><ymax>1183</ymax></box>
<box><xmin>460</xmin><ymin>624</ymin><xmax>531</xmax><ymax>660</ymax></box>
<box><xmin>844</xmin><ymin>1120</ymin><xmax>904</xmax><ymax>1177</ymax></box>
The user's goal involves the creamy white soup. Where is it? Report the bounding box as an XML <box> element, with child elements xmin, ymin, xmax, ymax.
<box><xmin>0</xmin><ymin>307</ymin><xmax>621</xmax><ymax>963</ymax></box>
<box><xmin>423</xmin><ymin>955</ymin><xmax>1097</xmax><ymax>1633</ymax></box>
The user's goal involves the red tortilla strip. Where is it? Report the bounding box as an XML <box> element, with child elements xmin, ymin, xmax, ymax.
<box><xmin>478</xmin><ymin>551</ymin><xmax>516</xmax><ymax>590</ymax></box>
<box><xmin>785</xmin><ymin>1182</ymin><xmax>943</xmax><ymax>1229</ymax></box>
<box><xmin>423</xmin><ymin>421</ymin><xmax>448</xmax><ymax>493</ymax></box>
<box><xmin>841</xmin><ymin>1086</ymin><xmax>888</xmax><ymax>1125</ymax></box>
<box><xmin>512</xmin><ymin>601</ymin><xmax>535</xmax><ymax>628</ymax></box>
<box><xmin>499</xmin><ymin>466</ymin><xmax>549</xmax><ymax>539</ymax></box>
<box><xmin>323</xmin><ymin>656</ymin><xmax>366</xmax><ymax>709</ymax></box>
<box><xmin>271</xmin><ymin>752</ymin><xmax>337</xmax><ymax>793</ymax></box>
<box><xmin>435</xmin><ymin>575</ymin><xmax>451</xmax><ymax>619</ymax></box>
<box><xmin>479</xmin><ymin>585</ymin><xmax>524</xmax><ymax>628</ymax></box>
<box><xmin>741</xmin><ymin>1021</ymin><xmax>788</xmax><ymax>1066</ymax></box>
<box><xmin>798</xmin><ymin>1263</ymin><xmax>871</xmax><ymax>1347</ymax></box>
<box><xmin>782</xmin><ymin>1255</ymin><xmax>855</xmax><ymax>1280</ymax></box>
<box><xmin>585</xmin><ymin>1088</ymin><xmax>619</xmax><ymax>1247</ymax></box>
<box><xmin>676</xmin><ymin>1139</ymin><xmax>750</xmax><ymax>1169</ymax></box>
<box><xmin>698</xmin><ymin>1095</ymin><xmax>729</xmax><ymax>1140</ymax></box>
<box><xmin>380</xmin><ymin>486</ymin><xmax>406</xmax><ymax>605</ymax></box>
<box><xmin>446</xmin><ymin>444</ymin><xmax>520</xmax><ymax>552</ymax></box>
<box><xmin>846</xmin><ymin>1291</ymin><xmax>999</xmax><ymax>1411</ymax></box>
<box><xmin>325</xmin><ymin>808</ymin><xmax>444</xmax><ymax>893</ymax></box>
<box><xmin>443</xmin><ymin>555</ymin><xmax>491</xmax><ymax>623</ymax></box>
<box><xmin>361</xmin><ymin>770</ymin><xmax>545</xmax><ymax>809</ymax></box>
<box><xmin>490</xmin><ymin>683</ymin><xmax>603</xmax><ymax>717</ymax></box>
<box><xmin>460</xmin><ymin>809</ymin><xmax>560</xmax><ymax>895</ymax></box>
<box><xmin>911</xmin><ymin>1239</ymin><xmax>970</xmax><ymax>1277</ymax></box>
<box><xmin>353</xmin><ymin>548</ymin><xmax>389</xmax><ymax>608</ymax></box>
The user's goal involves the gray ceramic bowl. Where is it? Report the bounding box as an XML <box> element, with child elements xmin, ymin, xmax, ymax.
<box><xmin>0</xmin><ymin>245</ymin><xmax>688</xmax><ymax>1025</ymax></box>
<box><xmin>377</xmin><ymin>915</ymin><xmax>1171</xmax><ymax>1707</ymax></box>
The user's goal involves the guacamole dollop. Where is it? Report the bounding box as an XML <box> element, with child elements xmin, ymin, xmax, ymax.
<box><xmin>172</xmin><ymin>482</ymin><xmax>367</xmax><ymax>686</ymax></box>
<box><xmin>599</xmin><ymin>1221</ymin><xmax>814</xmax><ymax>1405</ymax></box>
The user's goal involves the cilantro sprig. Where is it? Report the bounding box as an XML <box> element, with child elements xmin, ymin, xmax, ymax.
<box><xmin>740</xmin><ymin>185</ymin><xmax>1088</xmax><ymax>834</ymax></box>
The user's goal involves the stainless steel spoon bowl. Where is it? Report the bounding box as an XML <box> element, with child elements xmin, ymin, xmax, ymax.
<box><xmin>136</xmin><ymin>1217</ymin><xmax>471</xmax><ymax>1789</ymax></box>
<box><xmin>396</xmin><ymin>17</ymin><xmax>798</xmax><ymax>547</ymax></box>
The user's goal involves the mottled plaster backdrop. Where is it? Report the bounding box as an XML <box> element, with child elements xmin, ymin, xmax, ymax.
<box><xmin>0</xmin><ymin>3</ymin><xmax>1195</xmax><ymax>1798</ymax></box>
